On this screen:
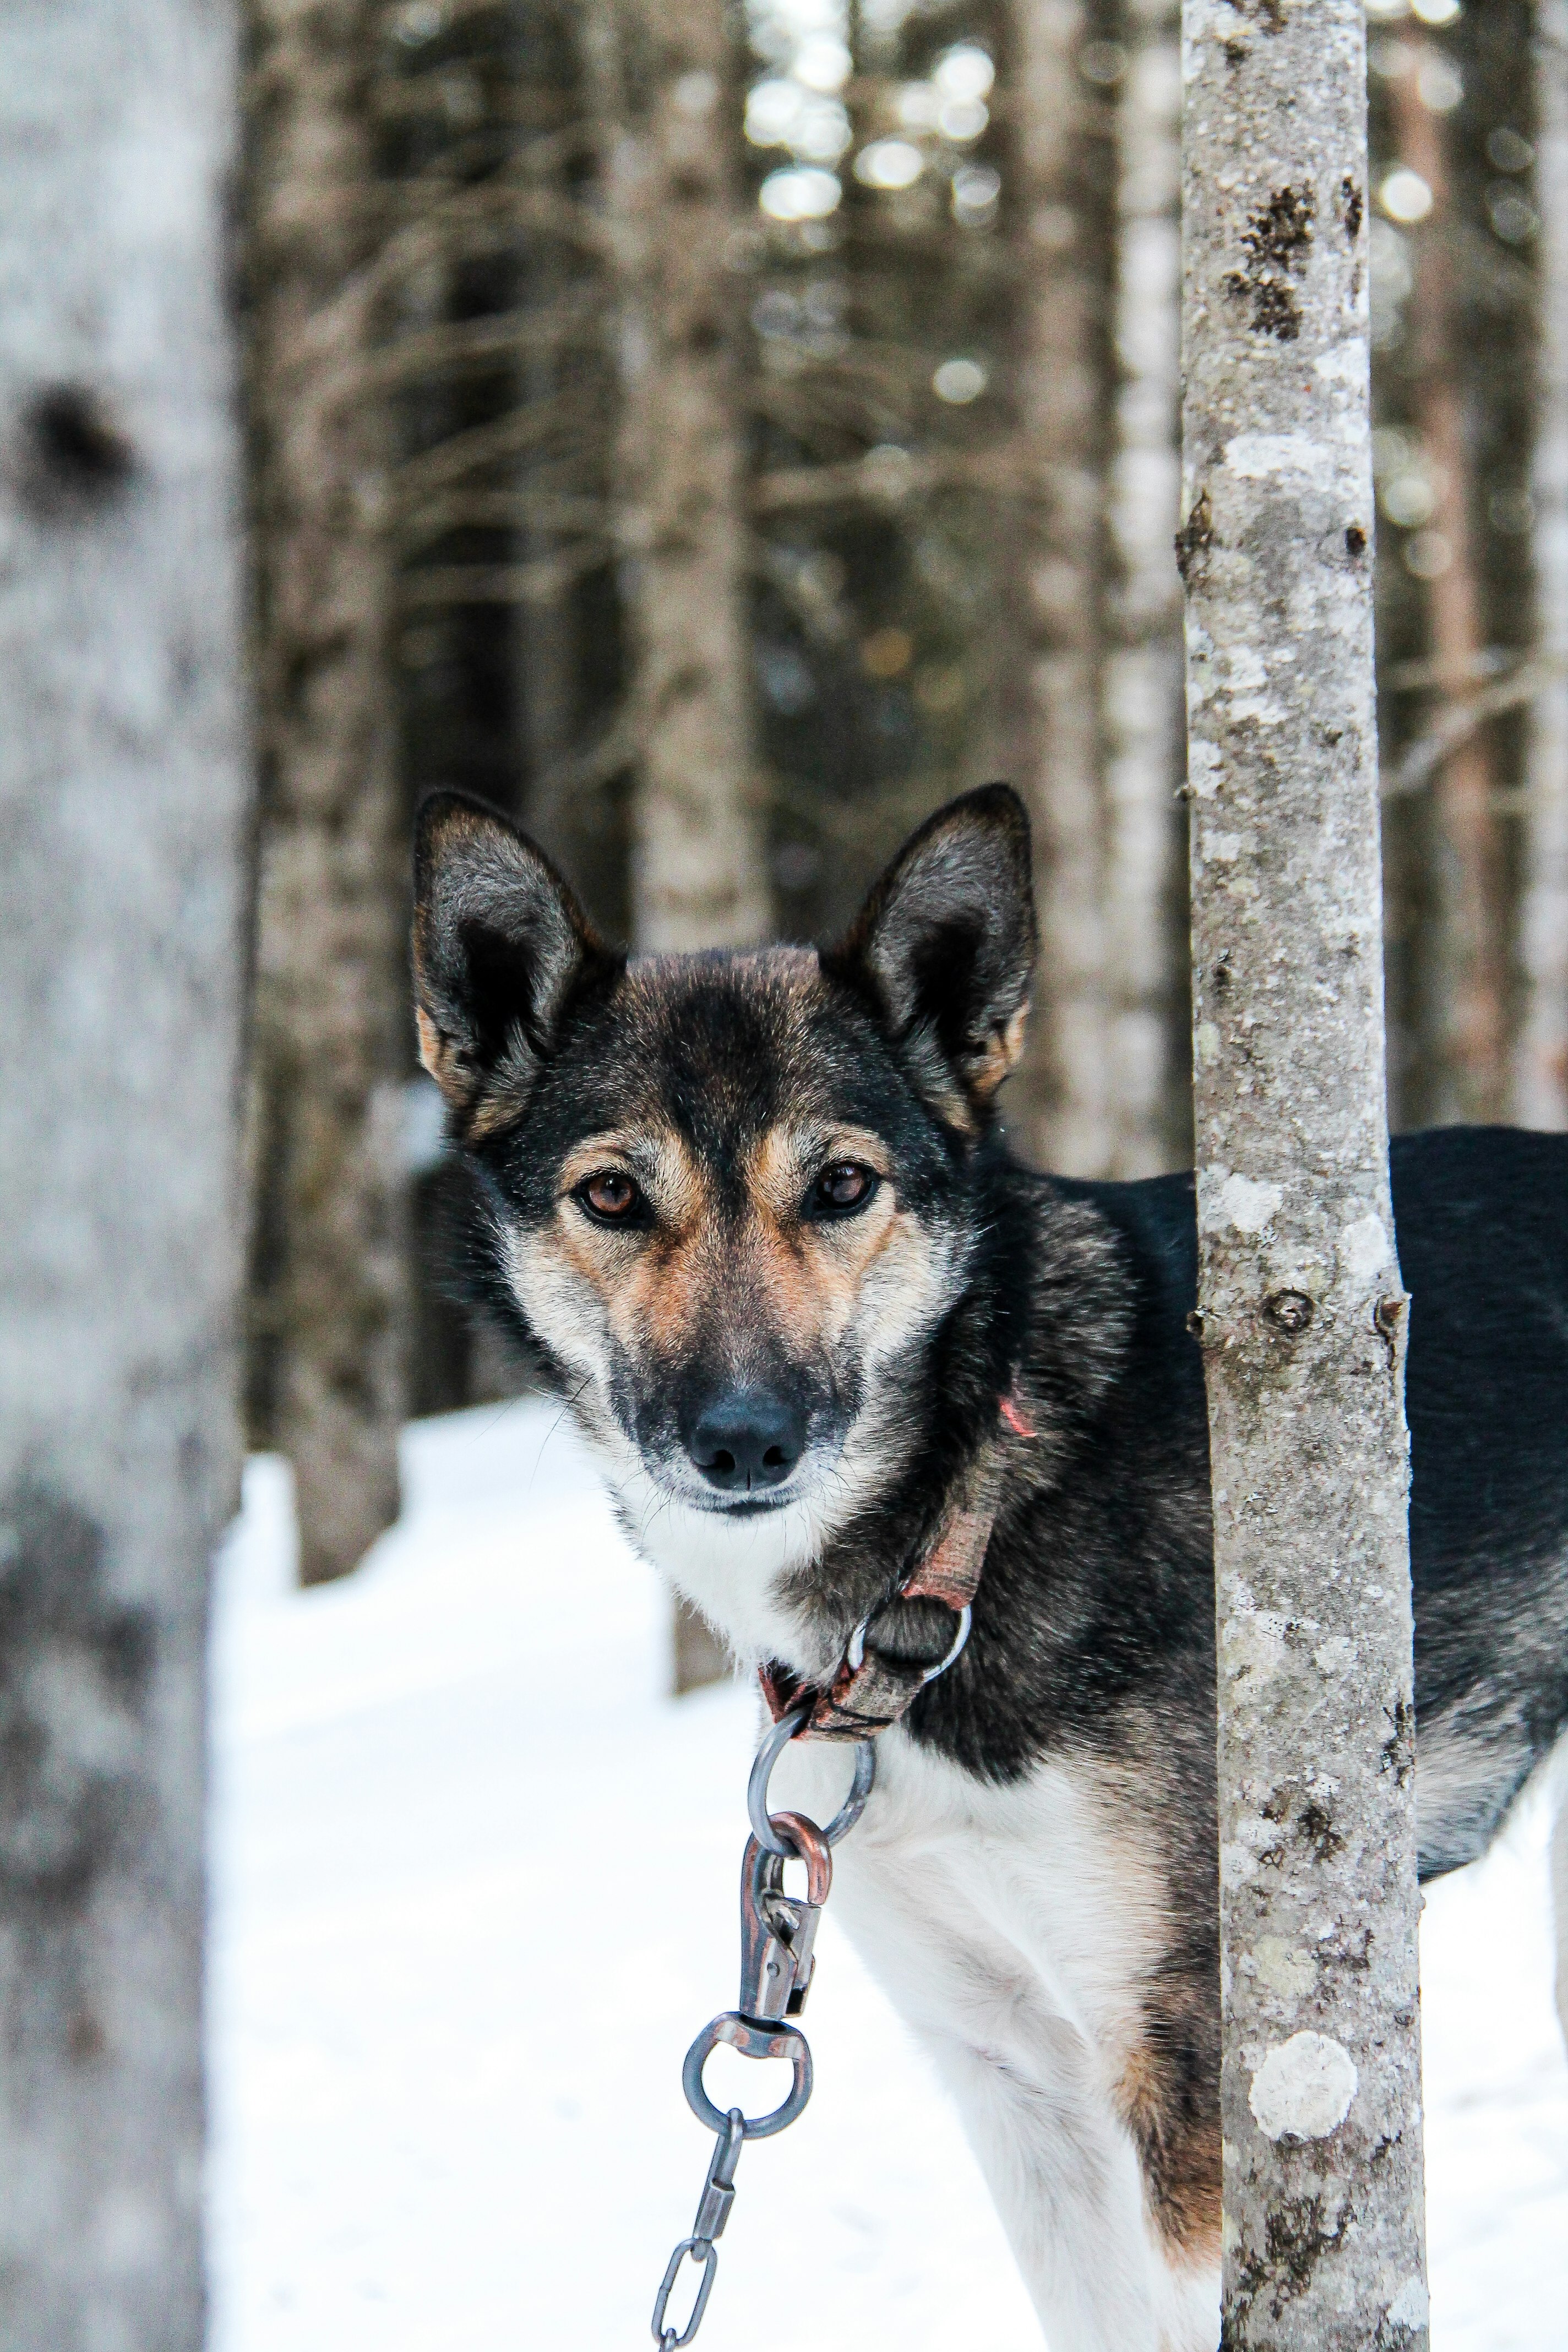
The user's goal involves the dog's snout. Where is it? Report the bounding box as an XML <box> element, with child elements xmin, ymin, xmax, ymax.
<box><xmin>688</xmin><ymin>1389</ymin><xmax>806</xmax><ymax>1494</ymax></box>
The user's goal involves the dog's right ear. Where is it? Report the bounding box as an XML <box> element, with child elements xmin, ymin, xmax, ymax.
<box><xmin>828</xmin><ymin>783</ymin><xmax>1036</xmax><ymax>1130</ymax></box>
<box><xmin>412</xmin><ymin>792</ymin><xmax>619</xmax><ymax>1134</ymax></box>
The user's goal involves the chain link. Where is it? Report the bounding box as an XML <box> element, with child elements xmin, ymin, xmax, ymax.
<box><xmin>650</xmin><ymin>2110</ymin><xmax>743</xmax><ymax>2350</ymax></box>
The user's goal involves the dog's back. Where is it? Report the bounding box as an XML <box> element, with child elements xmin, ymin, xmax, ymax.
<box><xmin>1066</xmin><ymin>1124</ymin><xmax>1568</xmax><ymax>1880</ymax></box>
<box><xmin>1393</xmin><ymin>1126</ymin><xmax>1568</xmax><ymax>1871</ymax></box>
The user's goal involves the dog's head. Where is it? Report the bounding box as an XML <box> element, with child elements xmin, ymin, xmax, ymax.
<box><xmin>411</xmin><ymin>786</ymin><xmax>1036</xmax><ymax>1659</ymax></box>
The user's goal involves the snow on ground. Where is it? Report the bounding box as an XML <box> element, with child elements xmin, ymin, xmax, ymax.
<box><xmin>209</xmin><ymin>1401</ymin><xmax>1567</xmax><ymax>2351</ymax></box>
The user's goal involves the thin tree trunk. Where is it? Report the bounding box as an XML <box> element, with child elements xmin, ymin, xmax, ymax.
<box><xmin>0</xmin><ymin>6</ymin><xmax>248</xmax><ymax>2342</ymax></box>
<box><xmin>586</xmin><ymin>0</ymin><xmax>761</xmax><ymax>1690</ymax></box>
<box><xmin>247</xmin><ymin>0</ymin><xmax>410</xmax><ymax>1585</ymax></box>
<box><xmin>511</xmin><ymin>8</ymin><xmax>579</xmax><ymax>843</ymax></box>
<box><xmin>1103</xmin><ymin>0</ymin><xmax>1188</xmax><ymax>1177</ymax></box>
<box><xmin>1517</xmin><ymin>0</ymin><xmax>1568</xmax><ymax>1128</ymax></box>
<box><xmin>1010</xmin><ymin>0</ymin><xmax>1112</xmax><ymax>1175</ymax></box>
<box><xmin>585</xmin><ymin>0</ymin><xmax>770</xmax><ymax>955</ymax></box>
<box><xmin>1390</xmin><ymin>49</ymin><xmax>1507</xmax><ymax>1124</ymax></box>
<box><xmin>1180</xmin><ymin>2</ymin><xmax>1429</xmax><ymax>2343</ymax></box>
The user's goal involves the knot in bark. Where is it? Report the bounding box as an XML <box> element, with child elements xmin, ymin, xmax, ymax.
<box><xmin>1265</xmin><ymin>1288</ymin><xmax>1314</xmax><ymax>1334</ymax></box>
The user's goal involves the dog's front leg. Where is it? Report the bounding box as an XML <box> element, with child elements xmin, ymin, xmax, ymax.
<box><xmin>927</xmin><ymin>2008</ymin><xmax>1170</xmax><ymax>2352</ymax></box>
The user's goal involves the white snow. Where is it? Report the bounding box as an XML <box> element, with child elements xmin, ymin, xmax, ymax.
<box><xmin>209</xmin><ymin>1401</ymin><xmax>1568</xmax><ymax>2350</ymax></box>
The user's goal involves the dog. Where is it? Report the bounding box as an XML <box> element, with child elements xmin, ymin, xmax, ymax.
<box><xmin>410</xmin><ymin>781</ymin><xmax>1568</xmax><ymax>2352</ymax></box>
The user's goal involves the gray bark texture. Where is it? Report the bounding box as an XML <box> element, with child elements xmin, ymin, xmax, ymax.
<box><xmin>0</xmin><ymin>4</ymin><xmax>248</xmax><ymax>2344</ymax></box>
<box><xmin>1180</xmin><ymin>2</ymin><xmax>1429</xmax><ymax>2345</ymax></box>
<box><xmin>586</xmin><ymin>0</ymin><xmax>770</xmax><ymax>955</ymax></box>
<box><xmin>1517</xmin><ymin>0</ymin><xmax>1568</xmax><ymax>1129</ymax></box>
<box><xmin>246</xmin><ymin>0</ymin><xmax>410</xmax><ymax>1585</ymax></box>
<box><xmin>1011</xmin><ymin>0</ymin><xmax>1113</xmax><ymax>1176</ymax></box>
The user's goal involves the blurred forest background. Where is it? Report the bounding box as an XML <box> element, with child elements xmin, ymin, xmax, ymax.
<box><xmin>241</xmin><ymin>0</ymin><xmax>1568</xmax><ymax>1599</ymax></box>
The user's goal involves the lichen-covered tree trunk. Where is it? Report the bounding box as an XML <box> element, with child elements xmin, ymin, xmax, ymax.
<box><xmin>1103</xmin><ymin>0</ymin><xmax>1188</xmax><ymax>1177</ymax></box>
<box><xmin>247</xmin><ymin>0</ymin><xmax>409</xmax><ymax>1585</ymax></box>
<box><xmin>1518</xmin><ymin>0</ymin><xmax>1568</xmax><ymax>1129</ymax></box>
<box><xmin>1389</xmin><ymin>48</ymin><xmax>1506</xmax><ymax>1124</ymax></box>
<box><xmin>585</xmin><ymin>0</ymin><xmax>769</xmax><ymax>956</ymax></box>
<box><xmin>586</xmin><ymin>0</ymin><xmax>762</xmax><ymax>1687</ymax></box>
<box><xmin>0</xmin><ymin>4</ymin><xmax>248</xmax><ymax>2342</ymax></box>
<box><xmin>1010</xmin><ymin>0</ymin><xmax>1113</xmax><ymax>1175</ymax></box>
<box><xmin>1180</xmin><ymin>2</ymin><xmax>1429</xmax><ymax>2344</ymax></box>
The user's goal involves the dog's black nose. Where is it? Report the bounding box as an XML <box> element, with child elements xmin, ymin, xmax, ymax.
<box><xmin>689</xmin><ymin>1390</ymin><xmax>806</xmax><ymax>1494</ymax></box>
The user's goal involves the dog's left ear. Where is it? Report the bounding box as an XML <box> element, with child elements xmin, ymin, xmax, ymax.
<box><xmin>830</xmin><ymin>784</ymin><xmax>1036</xmax><ymax>1121</ymax></box>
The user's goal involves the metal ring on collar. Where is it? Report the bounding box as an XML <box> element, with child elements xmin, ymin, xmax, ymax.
<box><xmin>921</xmin><ymin>1600</ymin><xmax>973</xmax><ymax>1684</ymax></box>
<box><xmin>682</xmin><ymin>2012</ymin><xmax>814</xmax><ymax>2138</ymax></box>
<box><xmin>747</xmin><ymin>1705</ymin><xmax>875</xmax><ymax>1858</ymax></box>
<box><xmin>845</xmin><ymin>1594</ymin><xmax>973</xmax><ymax>1685</ymax></box>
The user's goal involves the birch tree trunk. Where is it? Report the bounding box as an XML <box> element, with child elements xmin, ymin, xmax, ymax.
<box><xmin>1103</xmin><ymin>0</ymin><xmax>1188</xmax><ymax>1176</ymax></box>
<box><xmin>247</xmin><ymin>0</ymin><xmax>410</xmax><ymax>1585</ymax></box>
<box><xmin>1517</xmin><ymin>0</ymin><xmax>1568</xmax><ymax>1129</ymax></box>
<box><xmin>1180</xmin><ymin>2</ymin><xmax>1429</xmax><ymax>2343</ymax></box>
<box><xmin>1389</xmin><ymin>50</ymin><xmax>1507</xmax><ymax>1125</ymax></box>
<box><xmin>585</xmin><ymin>0</ymin><xmax>770</xmax><ymax>955</ymax></box>
<box><xmin>585</xmin><ymin>0</ymin><xmax>762</xmax><ymax>1689</ymax></box>
<box><xmin>1011</xmin><ymin>0</ymin><xmax>1113</xmax><ymax>1175</ymax></box>
<box><xmin>0</xmin><ymin>5</ymin><xmax>248</xmax><ymax>2343</ymax></box>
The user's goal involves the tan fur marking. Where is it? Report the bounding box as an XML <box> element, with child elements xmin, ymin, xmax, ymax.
<box><xmin>466</xmin><ymin>1085</ymin><xmax>529</xmax><ymax>1141</ymax></box>
<box><xmin>416</xmin><ymin>1006</ymin><xmax>476</xmax><ymax>1113</ymax></box>
<box><xmin>970</xmin><ymin>1000</ymin><xmax>1031</xmax><ymax>1098</ymax></box>
<box><xmin>747</xmin><ymin>1123</ymin><xmax>892</xmax><ymax>1223</ymax></box>
<box><xmin>742</xmin><ymin>1121</ymin><xmax>928</xmax><ymax>1359</ymax></box>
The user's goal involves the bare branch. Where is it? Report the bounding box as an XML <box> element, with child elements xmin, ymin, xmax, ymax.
<box><xmin>1382</xmin><ymin>656</ymin><xmax>1567</xmax><ymax>797</ymax></box>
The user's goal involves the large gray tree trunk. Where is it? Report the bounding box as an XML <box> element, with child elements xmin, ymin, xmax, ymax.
<box><xmin>1011</xmin><ymin>0</ymin><xmax>1113</xmax><ymax>1176</ymax></box>
<box><xmin>0</xmin><ymin>5</ymin><xmax>248</xmax><ymax>2343</ymax></box>
<box><xmin>1180</xmin><ymin>2</ymin><xmax>1429</xmax><ymax>2343</ymax></box>
<box><xmin>586</xmin><ymin>0</ymin><xmax>764</xmax><ymax>1690</ymax></box>
<box><xmin>246</xmin><ymin>0</ymin><xmax>409</xmax><ymax>1586</ymax></box>
<box><xmin>1518</xmin><ymin>0</ymin><xmax>1568</xmax><ymax>1130</ymax></box>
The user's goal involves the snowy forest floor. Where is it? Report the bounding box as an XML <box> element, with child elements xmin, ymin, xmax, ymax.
<box><xmin>209</xmin><ymin>1402</ymin><xmax>1568</xmax><ymax>2351</ymax></box>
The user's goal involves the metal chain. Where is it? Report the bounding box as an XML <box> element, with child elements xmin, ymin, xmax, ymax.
<box><xmin>647</xmin><ymin>1734</ymin><xmax>876</xmax><ymax>2346</ymax></box>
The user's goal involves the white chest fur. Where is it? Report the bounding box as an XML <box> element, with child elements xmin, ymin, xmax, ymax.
<box><xmin>768</xmin><ymin>1728</ymin><xmax>1221</xmax><ymax>2352</ymax></box>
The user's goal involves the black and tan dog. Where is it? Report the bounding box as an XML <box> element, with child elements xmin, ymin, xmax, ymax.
<box><xmin>411</xmin><ymin>782</ymin><xmax>1568</xmax><ymax>2352</ymax></box>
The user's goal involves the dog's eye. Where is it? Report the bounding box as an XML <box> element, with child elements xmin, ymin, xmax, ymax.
<box><xmin>576</xmin><ymin>1169</ymin><xmax>644</xmax><ymax>1225</ymax></box>
<box><xmin>810</xmin><ymin>1161</ymin><xmax>879</xmax><ymax>1218</ymax></box>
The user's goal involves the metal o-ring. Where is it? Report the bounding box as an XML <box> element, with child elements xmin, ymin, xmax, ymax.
<box><xmin>682</xmin><ymin>2012</ymin><xmax>814</xmax><ymax>2139</ymax></box>
<box><xmin>746</xmin><ymin>1705</ymin><xmax>876</xmax><ymax>1858</ymax></box>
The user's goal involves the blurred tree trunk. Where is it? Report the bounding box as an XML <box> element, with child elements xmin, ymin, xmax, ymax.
<box><xmin>511</xmin><ymin>10</ymin><xmax>580</xmax><ymax>846</ymax></box>
<box><xmin>1010</xmin><ymin>0</ymin><xmax>1114</xmax><ymax>1175</ymax></box>
<box><xmin>1102</xmin><ymin>0</ymin><xmax>1189</xmax><ymax>1175</ymax></box>
<box><xmin>246</xmin><ymin>0</ymin><xmax>410</xmax><ymax>1586</ymax></box>
<box><xmin>585</xmin><ymin>0</ymin><xmax>770</xmax><ymax>957</ymax></box>
<box><xmin>1390</xmin><ymin>46</ymin><xmax>1508</xmax><ymax>1123</ymax></box>
<box><xmin>1518</xmin><ymin>0</ymin><xmax>1568</xmax><ymax>1128</ymax></box>
<box><xmin>1183</xmin><ymin>0</ymin><xmax>1429</xmax><ymax>2340</ymax></box>
<box><xmin>0</xmin><ymin>4</ymin><xmax>248</xmax><ymax>2343</ymax></box>
<box><xmin>586</xmin><ymin>0</ymin><xmax>764</xmax><ymax>1690</ymax></box>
